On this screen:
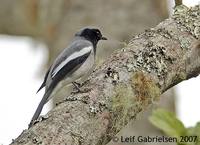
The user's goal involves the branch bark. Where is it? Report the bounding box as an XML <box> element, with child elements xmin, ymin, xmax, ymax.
<box><xmin>11</xmin><ymin>5</ymin><xmax>200</xmax><ymax>145</ymax></box>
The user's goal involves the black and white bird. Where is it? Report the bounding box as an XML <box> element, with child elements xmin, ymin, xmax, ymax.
<box><xmin>29</xmin><ymin>28</ymin><xmax>107</xmax><ymax>127</ymax></box>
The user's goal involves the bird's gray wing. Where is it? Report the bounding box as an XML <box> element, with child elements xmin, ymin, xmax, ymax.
<box><xmin>36</xmin><ymin>38</ymin><xmax>92</xmax><ymax>93</ymax></box>
<box><xmin>30</xmin><ymin>39</ymin><xmax>93</xmax><ymax>126</ymax></box>
<box><xmin>48</xmin><ymin>47</ymin><xmax>92</xmax><ymax>92</ymax></box>
<box><xmin>50</xmin><ymin>39</ymin><xmax>92</xmax><ymax>78</ymax></box>
<box><xmin>47</xmin><ymin>38</ymin><xmax>93</xmax><ymax>90</ymax></box>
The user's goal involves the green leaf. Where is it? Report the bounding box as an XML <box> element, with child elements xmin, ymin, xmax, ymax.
<box><xmin>192</xmin><ymin>122</ymin><xmax>200</xmax><ymax>137</ymax></box>
<box><xmin>187</xmin><ymin>122</ymin><xmax>200</xmax><ymax>145</ymax></box>
<box><xmin>149</xmin><ymin>108</ymin><xmax>187</xmax><ymax>138</ymax></box>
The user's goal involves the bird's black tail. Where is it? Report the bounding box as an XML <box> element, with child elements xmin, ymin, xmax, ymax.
<box><xmin>29</xmin><ymin>88</ymin><xmax>53</xmax><ymax>128</ymax></box>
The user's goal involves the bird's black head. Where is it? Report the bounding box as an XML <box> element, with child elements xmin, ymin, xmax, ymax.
<box><xmin>75</xmin><ymin>28</ymin><xmax>107</xmax><ymax>46</ymax></box>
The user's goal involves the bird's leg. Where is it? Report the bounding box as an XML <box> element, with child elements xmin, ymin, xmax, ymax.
<box><xmin>72</xmin><ymin>82</ymin><xmax>81</xmax><ymax>92</ymax></box>
<box><xmin>73</xmin><ymin>81</ymin><xmax>82</xmax><ymax>87</ymax></box>
<box><xmin>71</xmin><ymin>81</ymin><xmax>90</xmax><ymax>94</ymax></box>
<box><xmin>72</xmin><ymin>82</ymin><xmax>82</xmax><ymax>93</ymax></box>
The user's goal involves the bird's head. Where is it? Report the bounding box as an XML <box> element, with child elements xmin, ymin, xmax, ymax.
<box><xmin>75</xmin><ymin>28</ymin><xmax>107</xmax><ymax>45</ymax></box>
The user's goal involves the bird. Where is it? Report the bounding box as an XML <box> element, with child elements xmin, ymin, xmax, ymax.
<box><xmin>29</xmin><ymin>27</ymin><xmax>107</xmax><ymax>128</ymax></box>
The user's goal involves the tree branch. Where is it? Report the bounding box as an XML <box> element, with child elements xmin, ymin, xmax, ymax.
<box><xmin>11</xmin><ymin>5</ymin><xmax>200</xmax><ymax>145</ymax></box>
<box><xmin>175</xmin><ymin>0</ymin><xmax>182</xmax><ymax>6</ymax></box>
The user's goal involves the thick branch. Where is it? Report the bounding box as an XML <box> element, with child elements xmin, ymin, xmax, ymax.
<box><xmin>11</xmin><ymin>5</ymin><xmax>200</xmax><ymax>145</ymax></box>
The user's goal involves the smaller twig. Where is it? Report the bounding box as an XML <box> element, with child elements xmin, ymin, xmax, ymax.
<box><xmin>175</xmin><ymin>0</ymin><xmax>182</xmax><ymax>6</ymax></box>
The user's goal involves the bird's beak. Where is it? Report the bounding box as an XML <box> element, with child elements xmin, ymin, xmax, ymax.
<box><xmin>101</xmin><ymin>36</ymin><xmax>107</xmax><ymax>40</ymax></box>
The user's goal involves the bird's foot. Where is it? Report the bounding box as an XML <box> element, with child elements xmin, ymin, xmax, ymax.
<box><xmin>73</xmin><ymin>81</ymin><xmax>82</xmax><ymax>87</ymax></box>
<box><xmin>72</xmin><ymin>82</ymin><xmax>82</xmax><ymax>92</ymax></box>
<box><xmin>71</xmin><ymin>82</ymin><xmax>90</xmax><ymax>94</ymax></box>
